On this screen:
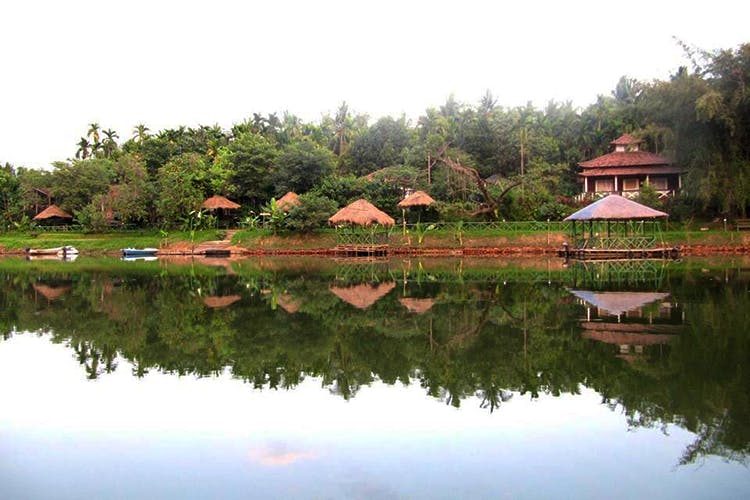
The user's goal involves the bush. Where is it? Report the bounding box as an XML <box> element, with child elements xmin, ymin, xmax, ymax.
<box><xmin>284</xmin><ymin>193</ymin><xmax>338</xmax><ymax>232</ymax></box>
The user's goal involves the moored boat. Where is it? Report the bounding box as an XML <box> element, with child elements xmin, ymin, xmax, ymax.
<box><xmin>26</xmin><ymin>246</ymin><xmax>79</xmax><ymax>257</ymax></box>
<box><xmin>121</xmin><ymin>248</ymin><xmax>158</xmax><ymax>257</ymax></box>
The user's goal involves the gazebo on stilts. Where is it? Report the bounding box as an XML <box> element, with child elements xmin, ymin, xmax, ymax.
<box><xmin>328</xmin><ymin>199</ymin><xmax>395</xmax><ymax>256</ymax></box>
<box><xmin>561</xmin><ymin>194</ymin><xmax>679</xmax><ymax>260</ymax></box>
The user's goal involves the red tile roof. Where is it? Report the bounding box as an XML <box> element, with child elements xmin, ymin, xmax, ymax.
<box><xmin>579</xmin><ymin>151</ymin><xmax>672</xmax><ymax>168</ymax></box>
<box><xmin>610</xmin><ymin>133</ymin><xmax>640</xmax><ymax>145</ymax></box>
<box><xmin>579</xmin><ymin>165</ymin><xmax>683</xmax><ymax>177</ymax></box>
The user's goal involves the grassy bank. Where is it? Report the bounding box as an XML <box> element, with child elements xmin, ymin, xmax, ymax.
<box><xmin>0</xmin><ymin>229</ymin><xmax>223</xmax><ymax>254</ymax></box>
<box><xmin>1</xmin><ymin>226</ymin><xmax>749</xmax><ymax>255</ymax></box>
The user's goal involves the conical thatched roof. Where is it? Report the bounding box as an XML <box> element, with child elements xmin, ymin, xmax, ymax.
<box><xmin>328</xmin><ymin>199</ymin><xmax>395</xmax><ymax>227</ymax></box>
<box><xmin>202</xmin><ymin>195</ymin><xmax>240</xmax><ymax>210</ymax></box>
<box><xmin>399</xmin><ymin>297</ymin><xmax>435</xmax><ymax>314</ymax></box>
<box><xmin>330</xmin><ymin>282</ymin><xmax>396</xmax><ymax>309</ymax></box>
<box><xmin>398</xmin><ymin>190</ymin><xmax>436</xmax><ymax>208</ymax></box>
<box><xmin>564</xmin><ymin>195</ymin><xmax>667</xmax><ymax>221</ymax></box>
<box><xmin>276</xmin><ymin>192</ymin><xmax>301</xmax><ymax>211</ymax></box>
<box><xmin>33</xmin><ymin>204</ymin><xmax>73</xmax><ymax>220</ymax></box>
<box><xmin>202</xmin><ymin>294</ymin><xmax>241</xmax><ymax>308</ymax></box>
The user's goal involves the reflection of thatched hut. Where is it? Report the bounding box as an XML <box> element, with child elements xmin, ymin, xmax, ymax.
<box><xmin>399</xmin><ymin>297</ymin><xmax>435</xmax><ymax>314</ymax></box>
<box><xmin>33</xmin><ymin>204</ymin><xmax>73</xmax><ymax>225</ymax></box>
<box><xmin>562</xmin><ymin>194</ymin><xmax>675</xmax><ymax>259</ymax></box>
<box><xmin>33</xmin><ymin>283</ymin><xmax>71</xmax><ymax>301</ymax></box>
<box><xmin>276</xmin><ymin>294</ymin><xmax>301</xmax><ymax>314</ymax></box>
<box><xmin>276</xmin><ymin>192</ymin><xmax>301</xmax><ymax>212</ymax></box>
<box><xmin>329</xmin><ymin>199</ymin><xmax>395</xmax><ymax>255</ymax></box>
<box><xmin>202</xmin><ymin>294</ymin><xmax>241</xmax><ymax>308</ymax></box>
<box><xmin>202</xmin><ymin>195</ymin><xmax>241</xmax><ymax>228</ymax></box>
<box><xmin>330</xmin><ymin>282</ymin><xmax>396</xmax><ymax>309</ymax></box>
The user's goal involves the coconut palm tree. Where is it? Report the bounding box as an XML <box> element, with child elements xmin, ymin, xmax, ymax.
<box><xmin>132</xmin><ymin>123</ymin><xmax>150</xmax><ymax>143</ymax></box>
<box><xmin>76</xmin><ymin>137</ymin><xmax>92</xmax><ymax>159</ymax></box>
<box><xmin>102</xmin><ymin>129</ymin><xmax>119</xmax><ymax>158</ymax></box>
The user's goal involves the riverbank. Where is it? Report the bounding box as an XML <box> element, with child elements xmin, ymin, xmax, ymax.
<box><xmin>1</xmin><ymin>228</ymin><xmax>750</xmax><ymax>256</ymax></box>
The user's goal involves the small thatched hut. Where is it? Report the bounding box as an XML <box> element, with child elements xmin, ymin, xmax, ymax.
<box><xmin>329</xmin><ymin>199</ymin><xmax>395</xmax><ymax>227</ymax></box>
<box><xmin>33</xmin><ymin>204</ymin><xmax>73</xmax><ymax>225</ymax></box>
<box><xmin>202</xmin><ymin>195</ymin><xmax>240</xmax><ymax>228</ymax></box>
<box><xmin>202</xmin><ymin>195</ymin><xmax>240</xmax><ymax>210</ymax></box>
<box><xmin>397</xmin><ymin>190</ymin><xmax>435</xmax><ymax>209</ymax></box>
<box><xmin>276</xmin><ymin>192</ymin><xmax>301</xmax><ymax>212</ymax></box>
<box><xmin>397</xmin><ymin>190</ymin><xmax>436</xmax><ymax>230</ymax></box>
<box><xmin>328</xmin><ymin>199</ymin><xmax>395</xmax><ymax>255</ymax></box>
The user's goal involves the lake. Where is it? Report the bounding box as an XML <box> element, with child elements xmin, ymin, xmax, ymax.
<box><xmin>0</xmin><ymin>256</ymin><xmax>748</xmax><ymax>499</ymax></box>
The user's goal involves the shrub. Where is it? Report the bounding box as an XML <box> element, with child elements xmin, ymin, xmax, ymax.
<box><xmin>284</xmin><ymin>193</ymin><xmax>338</xmax><ymax>232</ymax></box>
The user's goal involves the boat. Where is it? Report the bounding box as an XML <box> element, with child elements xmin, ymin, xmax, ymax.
<box><xmin>26</xmin><ymin>246</ymin><xmax>79</xmax><ymax>257</ymax></box>
<box><xmin>121</xmin><ymin>248</ymin><xmax>158</xmax><ymax>257</ymax></box>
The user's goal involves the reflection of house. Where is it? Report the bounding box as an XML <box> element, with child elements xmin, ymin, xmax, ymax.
<box><xmin>577</xmin><ymin>134</ymin><xmax>683</xmax><ymax>200</ymax></box>
<box><xmin>571</xmin><ymin>289</ymin><xmax>683</xmax><ymax>362</ymax></box>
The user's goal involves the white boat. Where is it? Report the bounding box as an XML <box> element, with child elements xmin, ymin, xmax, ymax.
<box><xmin>26</xmin><ymin>246</ymin><xmax>79</xmax><ymax>257</ymax></box>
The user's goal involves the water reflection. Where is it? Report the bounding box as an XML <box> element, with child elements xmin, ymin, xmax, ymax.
<box><xmin>0</xmin><ymin>256</ymin><xmax>749</xmax><ymax>467</ymax></box>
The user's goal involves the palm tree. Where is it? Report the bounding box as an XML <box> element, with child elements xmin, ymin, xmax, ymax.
<box><xmin>132</xmin><ymin>123</ymin><xmax>150</xmax><ymax>143</ymax></box>
<box><xmin>76</xmin><ymin>137</ymin><xmax>92</xmax><ymax>159</ymax></box>
<box><xmin>87</xmin><ymin>122</ymin><xmax>101</xmax><ymax>145</ymax></box>
<box><xmin>102</xmin><ymin>128</ymin><xmax>119</xmax><ymax>158</ymax></box>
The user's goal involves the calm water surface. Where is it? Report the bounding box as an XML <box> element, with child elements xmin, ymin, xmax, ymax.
<box><xmin>0</xmin><ymin>256</ymin><xmax>748</xmax><ymax>499</ymax></box>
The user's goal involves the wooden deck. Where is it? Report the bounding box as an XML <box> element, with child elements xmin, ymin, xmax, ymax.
<box><xmin>559</xmin><ymin>246</ymin><xmax>680</xmax><ymax>260</ymax></box>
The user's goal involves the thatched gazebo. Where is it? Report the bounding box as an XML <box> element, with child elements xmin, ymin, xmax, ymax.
<box><xmin>276</xmin><ymin>191</ymin><xmax>301</xmax><ymax>212</ymax></box>
<box><xmin>202</xmin><ymin>195</ymin><xmax>241</xmax><ymax>228</ymax></box>
<box><xmin>328</xmin><ymin>199</ymin><xmax>395</xmax><ymax>255</ymax></box>
<box><xmin>33</xmin><ymin>204</ymin><xmax>73</xmax><ymax>226</ymax></box>
<box><xmin>562</xmin><ymin>195</ymin><xmax>676</xmax><ymax>259</ymax></box>
<box><xmin>397</xmin><ymin>190</ymin><xmax>436</xmax><ymax>232</ymax></box>
<box><xmin>330</xmin><ymin>282</ymin><xmax>396</xmax><ymax>309</ymax></box>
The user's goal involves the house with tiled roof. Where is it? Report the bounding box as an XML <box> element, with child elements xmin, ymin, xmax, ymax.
<box><xmin>577</xmin><ymin>134</ymin><xmax>683</xmax><ymax>200</ymax></box>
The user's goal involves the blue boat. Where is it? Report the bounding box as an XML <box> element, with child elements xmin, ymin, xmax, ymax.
<box><xmin>121</xmin><ymin>248</ymin><xmax>158</xmax><ymax>257</ymax></box>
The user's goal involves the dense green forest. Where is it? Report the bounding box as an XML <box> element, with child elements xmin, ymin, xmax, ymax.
<box><xmin>1</xmin><ymin>43</ymin><xmax>749</xmax><ymax>230</ymax></box>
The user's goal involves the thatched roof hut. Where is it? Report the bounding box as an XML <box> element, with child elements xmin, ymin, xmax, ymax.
<box><xmin>330</xmin><ymin>282</ymin><xmax>396</xmax><ymax>309</ymax></box>
<box><xmin>399</xmin><ymin>297</ymin><xmax>435</xmax><ymax>314</ymax></box>
<box><xmin>202</xmin><ymin>195</ymin><xmax>240</xmax><ymax>210</ymax></box>
<box><xmin>564</xmin><ymin>195</ymin><xmax>667</xmax><ymax>221</ymax></box>
<box><xmin>329</xmin><ymin>199</ymin><xmax>395</xmax><ymax>227</ymax></box>
<box><xmin>276</xmin><ymin>192</ymin><xmax>301</xmax><ymax>211</ymax></box>
<box><xmin>33</xmin><ymin>204</ymin><xmax>73</xmax><ymax>221</ymax></box>
<box><xmin>398</xmin><ymin>190</ymin><xmax>435</xmax><ymax>209</ymax></box>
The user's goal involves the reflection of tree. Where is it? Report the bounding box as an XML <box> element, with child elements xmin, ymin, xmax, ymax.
<box><xmin>1</xmin><ymin>260</ymin><xmax>749</xmax><ymax>464</ymax></box>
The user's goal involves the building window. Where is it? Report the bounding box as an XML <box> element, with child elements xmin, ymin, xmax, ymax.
<box><xmin>595</xmin><ymin>179</ymin><xmax>614</xmax><ymax>192</ymax></box>
<box><xmin>622</xmin><ymin>178</ymin><xmax>639</xmax><ymax>191</ymax></box>
<box><xmin>649</xmin><ymin>177</ymin><xmax>668</xmax><ymax>190</ymax></box>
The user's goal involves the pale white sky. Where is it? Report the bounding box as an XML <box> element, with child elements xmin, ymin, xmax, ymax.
<box><xmin>1</xmin><ymin>0</ymin><xmax>747</xmax><ymax>169</ymax></box>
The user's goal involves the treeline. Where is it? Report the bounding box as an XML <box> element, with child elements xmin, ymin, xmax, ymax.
<box><xmin>1</xmin><ymin>42</ymin><xmax>749</xmax><ymax>230</ymax></box>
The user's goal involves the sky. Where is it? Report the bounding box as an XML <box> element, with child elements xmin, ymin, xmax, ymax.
<box><xmin>1</xmin><ymin>0</ymin><xmax>748</xmax><ymax>170</ymax></box>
